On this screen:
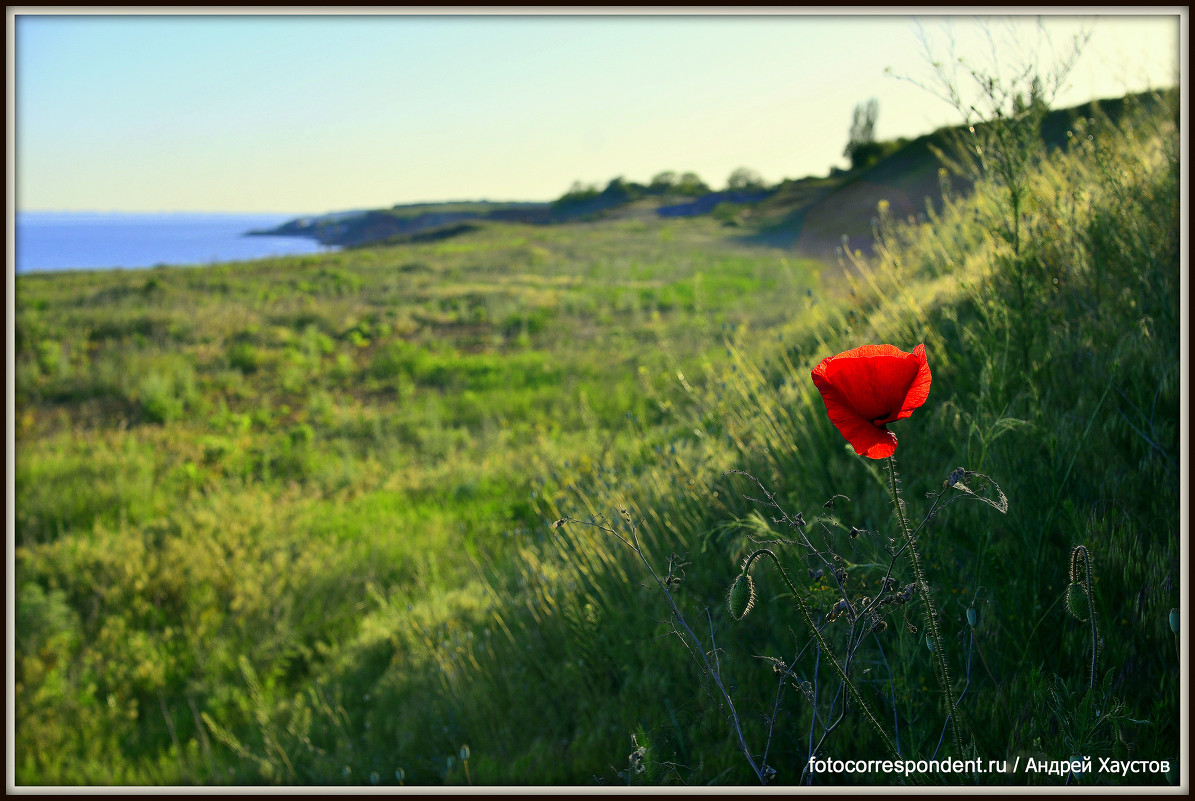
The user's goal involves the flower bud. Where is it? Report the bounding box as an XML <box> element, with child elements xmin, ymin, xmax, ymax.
<box><xmin>1065</xmin><ymin>583</ymin><xmax>1090</xmax><ymax>622</ymax></box>
<box><xmin>727</xmin><ymin>573</ymin><xmax>756</xmax><ymax>620</ymax></box>
<box><xmin>966</xmin><ymin>606</ymin><xmax>978</xmax><ymax>628</ymax></box>
<box><xmin>1169</xmin><ymin>608</ymin><xmax>1179</xmax><ymax>634</ymax></box>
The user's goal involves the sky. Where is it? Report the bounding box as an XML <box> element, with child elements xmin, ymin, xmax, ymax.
<box><xmin>8</xmin><ymin>9</ymin><xmax>1185</xmax><ymax>215</ymax></box>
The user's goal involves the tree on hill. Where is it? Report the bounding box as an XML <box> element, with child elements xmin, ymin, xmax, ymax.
<box><xmin>649</xmin><ymin>171</ymin><xmax>678</xmax><ymax>194</ymax></box>
<box><xmin>551</xmin><ymin>180</ymin><xmax>601</xmax><ymax>213</ymax></box>
<box><xmin>600</xmin><ymin>176</ymin><xmax>643</xmax><ymax>203</ymax></box>
<box><xmin>646</xmin><ymin>170</ymin><xmax>711</xmax><ymax>196</ymax></box>
<box><xmin>676</xmin><ymin>172</ymin><xmax>710</xmax><ymax>196</ymax></box>
<box><xmin>844</xmin><ymin>98</ymin><xmax>883</xmax><ymax>170</ymax></box>
<box><xmin>726</xmin><ymin>167</ymin><xmax>765</xmax><ymax>192</ymax></box>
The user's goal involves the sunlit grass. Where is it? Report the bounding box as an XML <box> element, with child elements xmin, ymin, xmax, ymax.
<box><xmin>13</xmin><ymin>93</ymin><xmax>1179</xmax><ymax>785</ymax></box>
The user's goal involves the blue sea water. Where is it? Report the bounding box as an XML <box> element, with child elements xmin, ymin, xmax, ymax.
<box><xmin>14</xmin><ymin>212</ymin><xmax>333</xmax><ymax>275</ymax></box>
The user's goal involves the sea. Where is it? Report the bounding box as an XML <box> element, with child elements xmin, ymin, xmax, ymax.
<box><xmin>13</xmin><ymin>211</ymin><xmax>334</xmax><ymax>275</ymax></box>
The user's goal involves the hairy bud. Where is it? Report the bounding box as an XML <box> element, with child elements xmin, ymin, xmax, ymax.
<box><xmin>727</xmin><ymin>573</ymin><xmax>756</xmax><ymax>620</ymax></box>
<box><xmin>1066</xmin><ymin>583</ymin><xmax>1091</xmax><ymax>622</ymax></box>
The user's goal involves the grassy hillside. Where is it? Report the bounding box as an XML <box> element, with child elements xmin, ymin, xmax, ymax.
<box><xmin>14</xmin><ymin>216</ymin><xmax>821</xmax><ymax>783</ymax></box>
<box><xmin>739</xmin><ymin>90</ymin><xmax>1173</xmax><ymax>258</ymax></box>
<box><xmin>12</xmin><ymin>90</ymin><xmax>1180</xmax><ymax>786</ymax></box>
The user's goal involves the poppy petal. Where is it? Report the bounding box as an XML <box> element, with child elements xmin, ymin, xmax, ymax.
<box><xmin>811</xmin><ymin>369</ymin><xmax>899</xmax><ymax>458</ymax></box>
<box><xmin>891</xmin><ymin>343</ymin><xmax>931</xmax><ymax>422</ymax></box>
<box><xmin>810</xmin><ymin>343</ymin><xmax>930</xmax><ymax>459</ymax></box>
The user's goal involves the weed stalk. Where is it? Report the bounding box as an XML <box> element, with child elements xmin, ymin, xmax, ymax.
<box><xmin>885</xmin><ymin>457</ymin><xmax>964</xmax><ymax>757</ymax></box>
<box><xmin>736</xmin><ymin>548</ymin><xmax>899</xmax><ymax>760</ymax></box>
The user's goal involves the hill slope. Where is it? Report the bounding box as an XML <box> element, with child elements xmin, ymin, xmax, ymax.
<box><xmin>255</xmin><ymin>91</ymin><xmax>1170</xmax><ymax>263</ymax></box>
<box><xmin>12</xmin><ymin>87</ymin><xmax>1178</xmax><ymax>786</ymax></box>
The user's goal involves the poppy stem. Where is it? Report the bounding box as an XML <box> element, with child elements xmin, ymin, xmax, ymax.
<box><xmin>1070</xmin><ymin>545</ymin><xmax>1099</xmax><ymax>692</ymax></box>
<box><xmin>885</xmin><ymin>456</ymin><xmax>966</xmax><ymax>758</ymax></box>
<box><xmin>741</xmin><ymin>549</ymin><xmax>899</xmax><ymax>761</ymax></box>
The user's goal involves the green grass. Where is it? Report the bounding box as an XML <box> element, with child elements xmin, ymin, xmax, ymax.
<box><xmin>13</xmin><ymin>92</ymin><xmax>1180</xmax><ymax>786</ymax></box>
<box><xmin>14</xmin><ymin>214</ymin><xmax>821</xmax><ymax>784</ymax></box>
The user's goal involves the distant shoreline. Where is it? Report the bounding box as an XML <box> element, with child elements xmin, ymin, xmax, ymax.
<box><xmin>15</xmin><ymin>211</ymin><xmax>335</xmax><ymax>275</ymax></box>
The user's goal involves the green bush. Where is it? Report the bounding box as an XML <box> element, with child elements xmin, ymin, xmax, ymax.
<box><xmin>227</xmin><ymin>342</ymin><xmax>263</xmax><ymax>373</ymax></box>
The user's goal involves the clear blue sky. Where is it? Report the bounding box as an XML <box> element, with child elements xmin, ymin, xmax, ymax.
<box><xmin>10</xmin><ymin>10</ymin><xmax>1184</xmax><ymax>215</ymax></box>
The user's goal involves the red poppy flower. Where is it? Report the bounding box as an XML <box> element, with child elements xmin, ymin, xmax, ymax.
<box><xmin>811</xmin><ymin>343</ymin><xmax>932</xmax><ymax>459</ymax></box>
